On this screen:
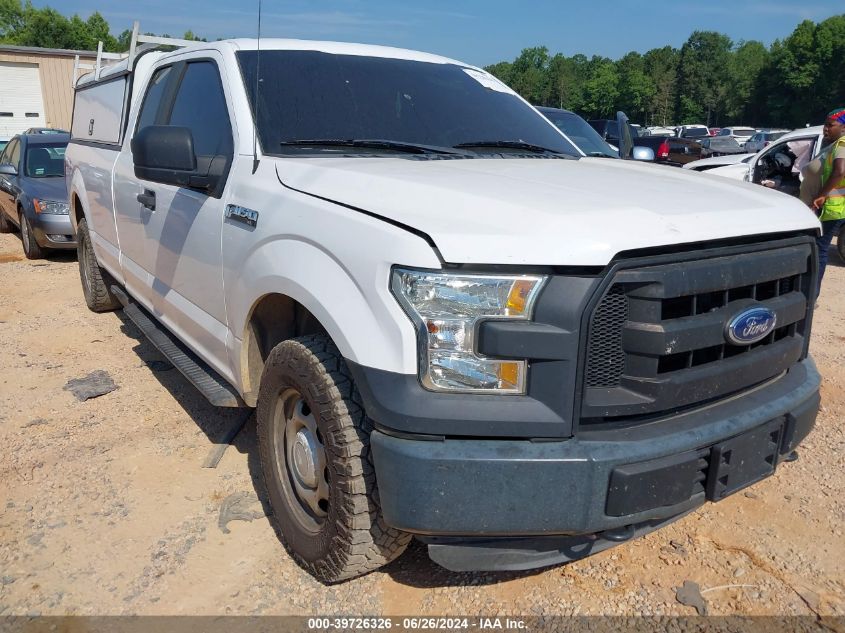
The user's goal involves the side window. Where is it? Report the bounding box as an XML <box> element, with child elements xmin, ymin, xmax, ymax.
<box><xmin>167</xmin><ymin>62</ymin><xmax>233</xmax><ymax>158</ymax></box>
<box><xmin>0</xmin><ymin>139</ymin><xmax>13</xmax><ymax>164</ymax></box>
<box><xmin>7</xmin><ymin>139</ymin><xmax>21</xmax><ymax>168</ymax></box>
<box><xmin>136</xmin><ymin>66</ymin><xmax>173</xmax><ymax>132</ymax></box>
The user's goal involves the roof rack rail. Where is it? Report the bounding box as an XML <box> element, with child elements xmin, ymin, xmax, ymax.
<box><xmin>72</xmin><ymin>20</ymin><xmax>197</xmax><ymax>85</ymax></box>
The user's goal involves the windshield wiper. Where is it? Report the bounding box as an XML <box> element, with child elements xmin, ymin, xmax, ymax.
<box><xmin>279</xmin><ymin>139</ymin><xmax>468</xmax><ymax>155</ymax></box>
<box><xmin>453</xmin><ymin>140</ymin><xmax>566</xmax><ymax>155</ymax></box>
<box><xmin>587</xmin><ymin>151</ymin><xmax>617</xmax><ymax>159</ymax></box>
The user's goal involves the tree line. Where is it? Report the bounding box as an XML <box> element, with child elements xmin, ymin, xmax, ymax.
<box><xmin>0</xmin><ymin>0</ymin><xmax>204</xmax><ymax>53</ymax></box>
<box><xmin>1</xmin><ymin>2</ymin><xmax>842</xmax><ymax>128</ymax></box>
<box><xmin>485</xmin><ymin>15</ymin><xmax>845</xmax><ymax>129</ymax></box>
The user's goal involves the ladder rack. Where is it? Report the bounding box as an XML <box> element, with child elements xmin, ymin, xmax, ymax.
<box><xmin>72</xmin><ymin>20</ymin><xmax>197</xmax><ymax>85</ymax></box>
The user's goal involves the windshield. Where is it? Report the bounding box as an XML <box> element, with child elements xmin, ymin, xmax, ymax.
<box><xmin>237</xmin><ymin>50</ymin><xmax>579</xmax><ymax>157</ymax></box>
<box><xmin>683</xmin><ymin>127</ymin><xmax>709</xmax><ymax>138</ymax></box>
<box><xmin>539</xmin><ymin>109</ymin><xmax>616</xmax><ymax>157</ymax></box>
<box><xmin>24</xmin><ymin>143</ymin><xmax>66</xmax><ymax>177</ymax></box>
<box><xmin>711</xmin><ymin>137</ymin><xmax>741</xmax><ymax>148</ymax></box>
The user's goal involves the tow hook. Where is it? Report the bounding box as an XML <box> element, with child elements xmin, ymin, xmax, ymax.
<box><xmin>602</xmin><ymin>524</ymin><xmax>636</xmax><ymax>542</ymax></box>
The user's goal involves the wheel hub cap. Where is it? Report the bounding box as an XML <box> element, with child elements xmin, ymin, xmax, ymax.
<box><xmin>274</xmin><ymin>389</ymin><xmax>330</xmax><ymax>524</ymax></box>
<box><xmin>292</xmin><ymin>428</ymin><xmax>319</xmax><ymax>488</ymax></box>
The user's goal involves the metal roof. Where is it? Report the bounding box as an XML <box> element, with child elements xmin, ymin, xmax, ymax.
<box><xmin>0</xmin><ymin>45</ymin><xmax>97</xmax><ymax>59</ymax></box>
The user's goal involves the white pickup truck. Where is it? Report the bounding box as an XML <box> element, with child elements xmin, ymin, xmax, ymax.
<box><xmin>67</xmin><ymin>38</ymin><xmax>822</xmax><ymax>582</ymax></box>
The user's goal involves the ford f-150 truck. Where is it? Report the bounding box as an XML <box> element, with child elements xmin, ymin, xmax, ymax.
<box><xmin>67</xmin><ymin>38</ymin><xmax>822</xmax><ymax>583</ymax></box>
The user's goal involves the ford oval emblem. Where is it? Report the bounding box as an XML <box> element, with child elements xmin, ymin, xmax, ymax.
<box><xmin>725</xmin><ymin>307</ymin><xmax>777</xmax><ymax>346</ymax></box>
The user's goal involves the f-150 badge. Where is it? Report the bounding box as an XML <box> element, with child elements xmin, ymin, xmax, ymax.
<box><xmin>225</xmin><ymin>205</ymin><xmax>259</xmax><ymax>228</ymax></box>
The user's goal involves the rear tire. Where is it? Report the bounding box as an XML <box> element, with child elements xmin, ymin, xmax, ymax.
<box><xmin>256</xmin><ymin>334</ymin><xmax>410</xmax><ymax>583</ymax></box>
<box><xmin>77</xmin><ymin>218</ymin><xmax>120</xmax><ymax>312</ymax></box>
<box><xmin>20</xmin><ymin>211</ymin><xmax>44</xmax><ymax>259</ymax></box>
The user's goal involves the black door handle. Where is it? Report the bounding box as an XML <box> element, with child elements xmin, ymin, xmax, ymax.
<box><xmin>137</xmin><ymin>190</ymin><xmax>156</xmax><ymax>210</ymax></box>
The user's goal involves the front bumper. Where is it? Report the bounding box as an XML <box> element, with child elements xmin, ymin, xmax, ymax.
<box><xmin>31</xmin><ymin>213</ymin><xmax>76</xmax><ymax>249</ymax></box>
<box><xmin>367</xmin><ymin>358</ymin><xmax>819</xmax><ymax>545</ymax></box>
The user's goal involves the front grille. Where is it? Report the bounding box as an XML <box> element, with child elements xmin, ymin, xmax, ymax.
<box><xmin>582</xmin><ymin>241</ymin><xmax>815</xmax><ymax>425</ymax></box>
<box><xmin>585</xmin><ymin>287</ymin><xmax>627</xmax><ymax>387</ymax></box>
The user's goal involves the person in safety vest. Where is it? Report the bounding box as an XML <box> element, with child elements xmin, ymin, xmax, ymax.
<box><xmin>811</xmin><ymin>108</ymin><xmax>845</xmax><ymax>290</ymax></box>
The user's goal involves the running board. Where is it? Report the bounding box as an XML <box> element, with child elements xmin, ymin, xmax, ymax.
<box><xmin>111</xmin><ymin>286</ymin><xmax>246</xmax><ymax>408</ymax></box>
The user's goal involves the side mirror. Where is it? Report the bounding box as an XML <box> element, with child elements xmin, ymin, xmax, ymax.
<box><xmin>632</xmin><ymin>146</ymin><xmax>655</xmax><ymax>162</ymax></box>
<box><xmin>0</xmin><ymin>164</ymin><xmax>17</xmax><ymax>176</ymax></box>
<box><xmin>131</xmin><ymin>126</ymin><xmax>197</xmax><ymax>187</ymax></box>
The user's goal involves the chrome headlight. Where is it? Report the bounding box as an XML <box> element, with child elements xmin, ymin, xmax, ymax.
<box><xmin>391</xmin><ymin>269</ymin><xmax>547</xmax><ymax>394</ymax></box>
<box><xmin>33</xmin><ymin>199</ymin><xmax>69</xmax><ymax>215</ymax></box>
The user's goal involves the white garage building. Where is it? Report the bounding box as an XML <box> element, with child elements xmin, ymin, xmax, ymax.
<box><xmin>0</xmin><ymin>45</ymin><xmax>98</xmax><ymax>137</ymax></box>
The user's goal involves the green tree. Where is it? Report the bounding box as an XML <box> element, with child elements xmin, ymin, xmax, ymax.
<box><xmin>725</xmin><ymin>41</ymin><xmax>768</xmax><ymax>124</ymax></box>
<box><xmin>0</xmin><ymin>0</ymin><xmax>23</xmax><ymax>40</ymax></box>
<box><xmin>581</xmin><ymin>58</ymin><xmax>619</xmax><ymax>118</ymax></box>
<box><xmin>676</xmin><ymin>31</ymin><xmax>732</xmax><ymax>124</ymax></box>
<box><xmin>485</xmin><ymin>60</ymin><xmax>513</xmax><ymax>86</ymax></box>
<box><xmin>508</xmin><ymin>46</ymin><xmax>551</xmax><ymax>104</ymax></box>
<box><xmin>643</xmin><ymin>46</ymin><xmax>679</xmax><ymax>125</ymax></box>
<box><xmin>615</xmin><ymin>52</ymin><xmax>655</xmax><ymax>122</ymax></box>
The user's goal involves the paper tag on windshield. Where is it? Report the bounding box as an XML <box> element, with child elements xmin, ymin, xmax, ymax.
<box><xmin>462</xmin><ymin>68</ymin><xmax>512</xmax><ymax>94</ymax></box>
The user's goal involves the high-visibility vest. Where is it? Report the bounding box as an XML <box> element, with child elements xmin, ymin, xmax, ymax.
<box><xmin>820</xmin><ymin>136</ymin><xmax>845</xmax><ymax>221</ymax></box>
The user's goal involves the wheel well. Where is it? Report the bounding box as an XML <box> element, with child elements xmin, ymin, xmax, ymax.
<box><xmin>241</xmin><ymin>294</ymin><xmax>328</xmax><ymax>403</ymax></box>
<box><xmin>72</xmin><ymin>194</ymin><xmax>85</xmax><ymax>227</ymax></box>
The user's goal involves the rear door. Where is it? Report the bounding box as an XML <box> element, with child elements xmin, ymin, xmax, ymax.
<box><xmin>113</xmin><ymin>54</ymin><xmax>237</xmax><ymax>380</ymax></box>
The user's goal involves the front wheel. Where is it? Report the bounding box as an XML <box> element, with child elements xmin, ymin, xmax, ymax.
<box><xmin>256</xmin><ymin>335</ymin><xmax>410</xmax><ymax>583</ymax></box>
<box><xmin>20</xmin><ymin>211</ymin><xmax>43</xmax><ymax>259</ymax></box>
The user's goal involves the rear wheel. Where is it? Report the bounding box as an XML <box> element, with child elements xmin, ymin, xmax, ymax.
<box><xmin>77</xmin><ymin>218</ymin><xmax>120</xmax><ymax>312</ymax></box>
<box><xmin>19</xmin><ymin>210</ymin><xmax>43</xmax><ymax>259</ymax></box>
<box><xmin>256</xmin><ymin>335</ymin><xmax>410</xmax><ymax>583</ymax></box>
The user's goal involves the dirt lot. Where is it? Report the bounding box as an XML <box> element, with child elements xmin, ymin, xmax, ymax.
<box><xmin>0</xmin><ymin>231</ymin><xmax>843</xmax><ymax>622</ymax></box>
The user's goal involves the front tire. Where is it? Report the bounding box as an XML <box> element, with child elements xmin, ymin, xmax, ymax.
<box><xmin>20</xmin><ymin>211</ymin><xmax>44</xmax><ymax>259</ymax></box>
<box><xmin>77</xmin><ymin>218</ymin><xmax>120</xmax><ymax>312</ymax></box>
<box><xmin>256</xmin><ymin>335</ymin><xmax>410</xmax><ymax>583</ymax></box>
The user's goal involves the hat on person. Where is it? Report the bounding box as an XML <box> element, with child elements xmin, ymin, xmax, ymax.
<box><xmin>827</xmin><ymin>108</ymin><xmax>845</xmax><ymax>123</ymax></box>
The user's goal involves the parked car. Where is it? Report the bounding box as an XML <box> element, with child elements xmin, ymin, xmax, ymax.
<box><xmin>68</xmin><ymin>38</ymin><xmax>821</xmax><ymax>582</ymax></box>
<box><xmin>647</xmin><ymin>126</ymin><xmax>675</xmax><ymax>136</ymax></box>
<box><xmin>683</xmin><ymin>153</ymin><xmax>756</xmax><ymax>172</ymax></box>
<box><xmin>631</xmin><ymin>135</ymin><xmax>703</xmax><ymax>166</ymax></box>
<box><xmin>677</xmin><ymin>124</ymin><xmax>710</xmax><ymax>140</ymax></box>
<box><xmin>24</xmin><ymin>127</ymin><xmax>69</xmax><ymax>135</ymax></box>
<box><xmin>744</xmin><ymin>129</ymin><xmax>791</xmax><ymax>154</ymax></box>
<box><xmin>0</xmin><ymin>131</ymin><xmax>74</xmax><ymax>258</ymax></box>
<box><xmin>718</xmin><ymin>126</ymin><xmax>758</xmax><ymax>147</ymax></box>
<box><xmin>690</xmin><ymin>126</ymin><xmax>824</xmax><ymax>199</ymax></box>
<box><xmin>587</xmin><ymin>118</ymin><xmax>633</xmax><ymax>148</ymax></box>
<box><xmin>698</xmin><ymin>136</ymin><xmax>746</xmax><ymax>158</ymax></box>
<box><xmin>535</xmin><ymin>107</ymin><xmax>618</xmax><ymax>158</ymax></box>
<box><xmin>708</xmin><ymin>127</ymin><xmax>721</xmax><ymax>136</ymax></box>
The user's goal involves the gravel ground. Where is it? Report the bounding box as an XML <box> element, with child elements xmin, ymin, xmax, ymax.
<box><xmin>0</xmin><ymin>231</ymin><xmax>843</xmax><ymax>623</ymax></box>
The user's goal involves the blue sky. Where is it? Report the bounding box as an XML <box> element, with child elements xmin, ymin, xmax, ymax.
<box><xmin>45</xmin><ymin>1</ymin><xmax>842</xmax><ymax>67</ymax></box>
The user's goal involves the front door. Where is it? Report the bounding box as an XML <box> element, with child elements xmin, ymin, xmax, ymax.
<box><xmin>114</xmin><ymin>56</ymin><xmax>236</xmax><ymax>381</ymax></box>
<box><xmin>0</xmin><ymin>138</ymin><xmax>21</xmax><ymax>224</ymax></box>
